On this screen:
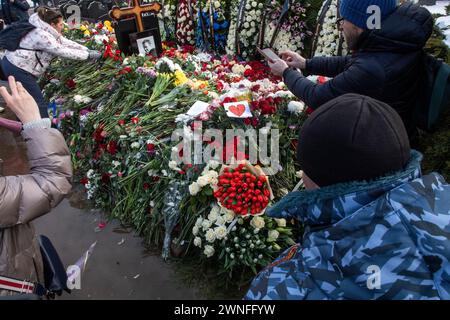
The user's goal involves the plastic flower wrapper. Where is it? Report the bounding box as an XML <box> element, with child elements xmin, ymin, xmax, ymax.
<box><xmin>162</xmin><ymin>179</ymin><xmax>188</xmax><ymax>260</ymax></box>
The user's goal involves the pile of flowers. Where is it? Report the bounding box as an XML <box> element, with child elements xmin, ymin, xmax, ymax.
<box><xmin>42</xmin><ymin>17</ymin><xmax>325</xmax><ymax>286</ymax></box>
<box><xmin>176</xmin><ymin>0</ymin><xmax>198</xmax><ymax>45</ymax></box>
<box><xmin>226</xmin><ymin>0</ymin><xmax>265</xmax><ymax>59</ymax></box>
<box><xmin>313</xmin><ymin>0</ymin><xmax>348</xmax><ymax>56</ymax></box>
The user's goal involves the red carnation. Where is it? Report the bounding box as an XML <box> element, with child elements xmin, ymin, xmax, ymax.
<box><xmin>106</xmin><ymin>141</ymin><xmax>118</xmax><ymax>155</ymax></box>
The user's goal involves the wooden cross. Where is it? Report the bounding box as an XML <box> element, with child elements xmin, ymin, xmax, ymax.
<box><xmin>109</xmin><ymin>0</ymin><xmax>162</xmax><ymax>33</ymax></box>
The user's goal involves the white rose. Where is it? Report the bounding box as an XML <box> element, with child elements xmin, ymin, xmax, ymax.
<box><xmin>250</xmin><ymin>216</ymin><xmax>265</xmax><ymax>229</ymax></box>
<box><xmin>205</xmin><ymin>229</ymin><xmax>216</xmax><ymax>243</ymax></box>
<box><xmin>168</xmin><ymin>160</ymin><xmax>180</xmax><ymax>171</ymax></box>
<box><xmin>204</xmin><ymin>245</ymin><xmax>215</xmax><ymax>258</ymax></box>
<box><xmin>131</xmin><ymin>142</ymin><xmax>140</xmax><ymax>149</ymax></box>
<box><xmin>208</xmin><ymin>210</ymin><xmax>218</xmax><ymax>223</ymax></box>
<box><xmin>197</xmin><ymin>175</ymin><xmax>211</xmax><ymax>187</ymax></box>
<box><xmin>224</xmin><ymin>210</ymin><xmax>235</xmax><ymax>223</ymax></box>
<box><xmin>215</xmin><ymin>216</ymin><xmax>225</xmax><ymax>226</ymax></box>
<box><xmin>214</xmin><ymin>226</ymin><xmax>227</xmax><ymax>240</ymax></box>
<box><xmin>275</xmin><ymin>218</ymin><xmax>287</xmax><ymax>227</ymax></box>
<box><xmin>189</xmin><ymin>182</ymin><xmax>201</xmax><ymax>196</ymax></box>
<box><xmin>208</xmin><ymin>160</ymin><xmax>220</xmax><ymax>169</ymax></box>
<box><xmin>194</xmin><ymin>237</ymin><xmax>202</xmax><ymax>247</ymax></box>
<box><xmin>195</xmin><ymin>217</ymin><xmax>203</xmax><ymax>227</ymax></box>
<box><xmin>207</xmin><ymin>170</ymin><xmax>218</xmax><ymax>179</ymax></box>
<box><xmin>268</xmin><ymin>230</ymin><xmax>280</xmax><ymax>242</ymax></box>
<box><xmin>192</xmin><ymin>225</ymin><xmax>199</xmax><ymax>236</ymax></box>
<box><xmin>202</xmin><ymin>219</ymin><xmax>212</xmax><ymax>231</ymax></box>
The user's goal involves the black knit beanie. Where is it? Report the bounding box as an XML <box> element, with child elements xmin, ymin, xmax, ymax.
<box><xmin>297</xmin><ymin>94</ymin><xmax>411</xmax><ymax>187</ymax></box>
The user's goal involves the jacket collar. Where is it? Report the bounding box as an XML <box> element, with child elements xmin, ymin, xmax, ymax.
<box><xmin>29</xmin><ymin>13</ymin><xmax>61</xmax><ymax>41</ymax></box>
<box><xmin>266</xmin><ymin>151</ymin><xmax>423</xmax><ymax>227</ymax></box>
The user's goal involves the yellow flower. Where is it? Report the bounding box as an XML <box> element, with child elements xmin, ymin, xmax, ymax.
<box><xmin>83</xmin><ymin>30</ymin><xmax>91</xmax><ymax>37</ymax></box>
<box><xmin>104</xmin><ymin>20</ymin><xmax>113</xmax><ymax>32</ymax></box>
<box><xmin>174</xmin><ymin>70</ymin><xmax>188</xmax><ymax>86</ymax></box>
<box><xmin>190</xmin><ymin>80</ymin><xmax>209</xmax><ymax>90</ymax></box>
<box><xmin>80</xmin><ymin>25</ymin><xmax>87</xmax><ymax>31</ymax></box>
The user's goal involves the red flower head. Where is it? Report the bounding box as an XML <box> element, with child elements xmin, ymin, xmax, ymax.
<box><xmin>147</xmin><ymin>143</ymin><xmax>156</xmax><ymax>156</ymax></box>
<box><xmin>317</xmin><ymin>76</ymin><xmax>327</xmax><ymax>84</ymax></box>
<box><xmin>118</xmin><ymin>119</ymin><xmax>125</xmax><ymax>126</ymax></box>
<box><xmin>131</xmin><ymin>117</ymin><xmax>139</xmax><ymax>124</ymax></box>
<box><xmin>244</xmin><ymin>68</ymin><xmax>254</xmax><ymax>77</ymax></box>
<box><xmin>66</xmin><ymin>79</ymin><xmax>76</xmax><ymax>90</ymax></box>
<box><xmin>101</xmin><ymin>173</ymin><xmax>111</xmax><ymax>184</ymax></box>
<box><xmin>118</xmin><ymin>66</ymin><xmax>132</xmax><ymax>75</ymax></box>
<box><xmin>107</xmin><ymin>140</ymin><xmax>118</xmax><ymax>155</ymax></box>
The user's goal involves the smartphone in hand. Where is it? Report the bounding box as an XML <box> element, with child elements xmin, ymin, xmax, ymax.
<box><xmin>257</xmin><ymin>48</ymin><xmax>280</xmax><ymax>62</ymax></box>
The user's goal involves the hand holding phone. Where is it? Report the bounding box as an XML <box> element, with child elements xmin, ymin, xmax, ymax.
<box><xmin>257</xmin><ymin>48</ymin><xmax>281</xmax><ymax>63</ymax></box>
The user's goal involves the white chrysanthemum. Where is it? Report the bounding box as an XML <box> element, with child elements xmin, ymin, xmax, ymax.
<box><xmin>204</xmin><ymin>245</ymin><xmax>215</xmax><ymax>258</ymax></box>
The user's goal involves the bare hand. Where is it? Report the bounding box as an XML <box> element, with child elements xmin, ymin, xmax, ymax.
<box><xmin>280</xmin><ymin>50</ymin><xmax>306</xmax><ymax>69</ymax></box>
<box><xmin>0</xmin><ymin>76</ymin><xmax>41</xmax><ymax>124</ymax></box>
<box><xmin>268</xmin><ymin>59</ymin><xmax>289</xmax><ymax>77</ymax></box>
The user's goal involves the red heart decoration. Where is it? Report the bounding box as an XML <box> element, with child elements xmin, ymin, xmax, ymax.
<box><xmin>228</xmin><ymin>104</ymin><xmax>246</xmax><ymax>117</ymax></box>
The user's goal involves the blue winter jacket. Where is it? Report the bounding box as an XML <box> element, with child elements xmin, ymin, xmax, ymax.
<box><xmin>245</xmin><ymin>151</ymin><xmax>450</xmax><ymax>300</ymax></box>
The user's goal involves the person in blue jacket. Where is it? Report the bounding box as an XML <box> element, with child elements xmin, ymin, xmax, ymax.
<box><xmin>268</xmin><ymin>0</ymin><xmax>433</xmax><ymax>138</ymax></box>
<box><xmin>245</xmin><ymin>93</ymin><xmax>450</xmax><ymax>300</ymax></box>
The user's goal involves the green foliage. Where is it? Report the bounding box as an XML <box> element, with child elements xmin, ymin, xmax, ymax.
<box><xmin>417</xmin><ymin>109</ymin><xmax>450</xmax><ymax>181</ymax></box>
<box><xmin>419</xmin><ymin>27</ymin><xmax>450</xmax><ymax>181</ymax></box>
<box><xmin>302</xmin><ymin>0</ymin><xmax>327</xmax><ymax>57</ymax></box>
<box><xmin>425</xmin><ymin>26</ymin><xmax>450</xmax><ymax>63</ymax></box>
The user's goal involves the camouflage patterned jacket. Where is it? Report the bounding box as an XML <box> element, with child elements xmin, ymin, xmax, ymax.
<box><xmin>245</xmin><ymin>151</ymin><xmax>450</xmax><ymax>300</ymax></box>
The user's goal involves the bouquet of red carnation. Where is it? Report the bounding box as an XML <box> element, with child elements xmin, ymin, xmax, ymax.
<box><xmin>213</xmin><ymin>162</ymin><xmax>274</xmax><ymax>217</ymax></box>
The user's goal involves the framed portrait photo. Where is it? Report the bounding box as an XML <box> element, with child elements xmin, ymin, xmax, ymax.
<box><xmin>130</xmin><ymin>29</ymin><xmax>162</xmax><ymax>57</ymax></box>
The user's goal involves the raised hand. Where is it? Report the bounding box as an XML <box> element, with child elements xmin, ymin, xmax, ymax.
<box><xmin>0</xmin><ymin>76</ymin><xmax>41</xmax><ymax>124</ymax></box>
<box><xmin>279</xmin><ymin>50</ymin><xmax>306</xmax><ymax>69</ymax></box>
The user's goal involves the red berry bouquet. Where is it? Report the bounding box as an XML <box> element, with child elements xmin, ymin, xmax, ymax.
<box><xmin>213</xmin><ymin>162</ymin><xmax>274</xmax><ymax>217</ymax></box>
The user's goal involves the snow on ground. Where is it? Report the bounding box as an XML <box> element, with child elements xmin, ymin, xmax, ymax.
<box><xmin>423</xmin><ymin>1</ymin><xmax>450</xmax><ymax>15</ymax></box>
<box><xmin>437</xmin><ymin>15</ymin><xmax>450</xmax><ymax>47</ymax></box>
<box><xmin>423</xmin><ymin>1</ymin><xmax>450</xmax><ymax>48</ymax></box>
